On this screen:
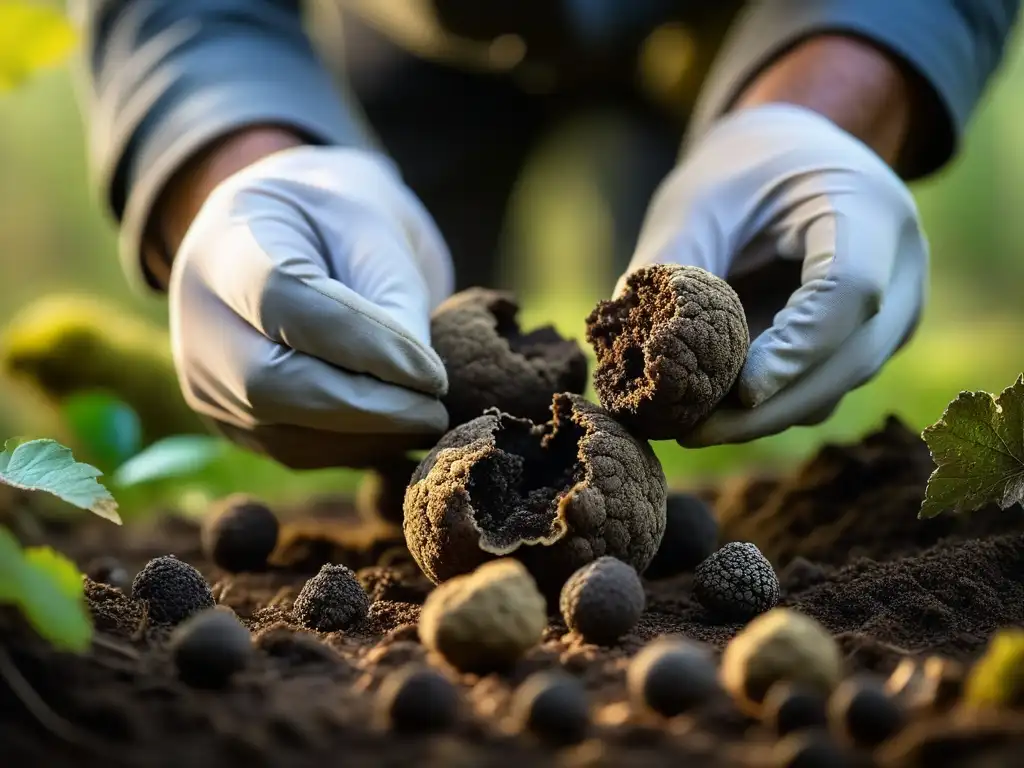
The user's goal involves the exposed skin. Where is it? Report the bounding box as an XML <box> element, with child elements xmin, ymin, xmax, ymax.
<box><xmin>585</xmin><ymin>264</ymin><xmax>749</xmax><ymax>440</ymax></box>
<box><xmin>402</xmin><ymin>393</ymin><xmax>667</xmax><ymax>599</ymax></box>
<box><xmin>430</xmin><ymin>287</ymin><xmax>588</xmax><ymax>427</ymax></box>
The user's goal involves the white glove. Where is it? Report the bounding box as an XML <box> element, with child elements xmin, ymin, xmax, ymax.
<box><xmin>168</xmin><ymin>146</ymin><xmax>455</xmax><ymax>469</ymax></box>
<box><xmin>620</xmin><ymin>104</ymin><xmax>928</xmax><ymax>446</ymax></box>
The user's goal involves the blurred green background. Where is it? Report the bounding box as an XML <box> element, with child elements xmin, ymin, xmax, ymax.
<box><xmin>1</xmin><ymin>5</ymin><xmax>1022</xmax><ymax>516</ymax></box>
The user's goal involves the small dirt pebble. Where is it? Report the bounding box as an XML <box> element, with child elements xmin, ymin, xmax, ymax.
<box><xmin>131</xmin><ymin>555</ymin><xmax>215</xmax><ymax>625</ymax></box>
<box><xmin>375</xmin><ymin>664</ymin><xmax>460</xmax><ymax>734</ymax></box>
<box><xmin>292</xmin><ymin>563</ymin><xmax>370</xmax><ymax>632</ymax></box>
<box><xmin>721</xmin><ymin>608</ymin><xmax>843</xmax><ymax>717</ymax></box>
<box><xmin>644</xmin><ymin>492</ymin><xmax>719</xmax><ymax>579</ymax></box>
<box><xmin>418</xmin><ymin>559</ymin><xmax>546</xmax><ymax>673</ymax></box>
<box><xmin>626</xmin><ymin>636</ymin><xmax>720</xmax><ymax>717</ymax></box>
<box><xmin>169</xmin><ymin>607</ymin><xmax>253</xmax><ymax>689</ymax></box>
<box><xmin>509</xmin><ymin>671</ymin><xmax>590</xmax><ymax>747</ymax></box>
<box><xmin>559</xmin><ymin>556</ymin><xmax>645</xmax><ymax>645</ymax></box>
<box><xmin>762</xmin><ymin>681</ymin><xmax>829</xmax><ymax>738</ymax></box>
<box><xmin>828</xmin><ymin>675</ymin><xmax>907</xmax><ymax>748</ymax></box>
<box><xmin>85</xmin><ymin>555</ymin><xmax>131</xmax><ymax>592</ymax></box>
<box><xmin>694</xmin><ymin>541</ymin><xmax>779</xmax><ymax>621</ymax></box>
<box><xmin>201</xmin><ymin>494</ymin><xmax>280</xmax><ymax>573</ymax></box>
<box><xmin>772</xmin><ymin>729</ymin><xmax>853</xmax><ymax>768</ymax></box>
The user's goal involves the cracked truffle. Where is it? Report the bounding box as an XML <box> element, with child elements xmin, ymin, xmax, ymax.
<box><xmin>694</xmin><ymin>541</ymin><xmax>779</xmax><ymax>621</ymax></box>
<box><xmin>131</xmin><ymin>555</ymin><xmax>215</xmax><ymax>625</ymax></box>
<box><xmin>201</xmin><ymin>494</ymin><xmax>279</xmax><ymax>573</ymax></box>
<box><xmin>418</xmin><ymin>559</ymin><xmax>547</xmax><ymax>673</ymax></box>
<box><xmin>430</xmin><ymin>287</ymin><xmax>588</xmax><ymax>427</ymax></box>
<box><xmin>169</xmin><ymin>607</ymin><xmax>252</xmax><ymax>689</ymax></box>
<box><xmin>559</xmin><ymin>556</ymin><xmax>645</xmax><ymax>645</ymax></box>
<box><xmin>585</xmin><ymin>264</ymin><xmax>749</xmax><ymax>440</ymax></box>
<box><xmin>292</xmin><ymin>563</ymin><xmax>371</xmax><ymax>632</ymax></box>
<box><xmin>644</xmin><ymin>492</ymin><xmax>719</xmax><ymax>579</ymax></box>
<box><xmin>403</xmin><ymin>392</ymin><xmax>667</xmax><ymax>599</ymax></box>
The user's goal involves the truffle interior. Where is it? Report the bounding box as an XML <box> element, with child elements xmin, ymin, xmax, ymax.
<box><xmin>465</xmin><ymin>411</ymin><xmax>586</xmax><ymax>554</ymax></box>
<box><xmin>491</xmin><ymin>296</ymin><xmax>580</xmax><ymax>364</ymax></box>
<box><xmin>587</xmin><ymin>269</ymin><xmax>678</xmax><ymax>403</ymax></box>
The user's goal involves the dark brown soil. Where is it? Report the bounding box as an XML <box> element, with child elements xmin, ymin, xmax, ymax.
<box><xmin>4</xmin><ymin>417</ymin><xmax>1024</xmax><ymax>767</ymax></box>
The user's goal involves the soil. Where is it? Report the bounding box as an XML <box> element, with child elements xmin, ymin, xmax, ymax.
<box><xmin>3</xmin><ymin>416</ymin><xmax>1024</xmax><ymax>767</ymax></box>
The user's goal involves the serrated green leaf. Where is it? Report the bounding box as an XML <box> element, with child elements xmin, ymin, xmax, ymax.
<box><xmin>112</xmin><ymin>434</ymin><xmax>225</xmax><ymax>487</ymax></box>
<box><xmin>0</xmin><ymin>438</ymin><xmax>121</xmax><ymax>524</ymax></box>
<box><xmin>0</xmin><ymin>2</ymin><xmax>77</xmax><ymax>92</ymax></box>
<box><xmin>919</xmin><ymin>374</ymin><xmax>1024</xmax><ymax>519</ymax></box>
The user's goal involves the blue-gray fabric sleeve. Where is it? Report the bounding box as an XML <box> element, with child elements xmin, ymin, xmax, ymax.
<box><xmin>70</xmin><ymin>0</ymin><xmax>373</xmax><ymax>292</ymax></box>
<box><xmin>685</xmin><ymin>0</ymin><xmax>1021</xmax><ymax>179</ymax></box>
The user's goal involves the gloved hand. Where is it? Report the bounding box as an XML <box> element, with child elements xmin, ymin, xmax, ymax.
<box><xmin>620</xmin><ymin>103</ymin><xmax>928</xmax><ymax>446</ymax></box>
<box><xmin>168</xmin><ymin>146</ymin><xmax>454</xmax><ymax>469</ymax></box>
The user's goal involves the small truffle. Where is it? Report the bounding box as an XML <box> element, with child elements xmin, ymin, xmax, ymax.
<box><xmin>559</xmin><ymin>556</ymin><xmax>645</xmax><ymax>645</ymax></box>
<box><xmin>627</xmin><ymin>636</ymin><xmax>720</xmax><ymax>717</ymax></box>
<box><xmin>201</xmin><ymin>494</ymin><xmax>279</xmax><ymax>573</ymax></box>
<box><xmin>418</xmin><ymin>559</ymin><xmax>547</xmax><ymax>673</ymax></box>
<box><xmin>828</xmin><ymin>676</ymin><xmax>907</xmax><ymax>748</ymax></box>
<box><xmin>86</xmin><ymin>555</ymin><xmax>131</xmax><ymax>592</ymax></box>
<box><xmin>169</xmin><ymin>607</ymin><xmax>252</xmax><ymax>688</ymax></box>
<box><xmin>644</xmin><ymin>492</ymin><xmax>718</xmax><ymax>579</ymax></box>
<box><xmin>693</xmin><ymin>541</ymin><xmax>779</xmax><ymax>621</ymax></box>
<box><xmin>720</xmin><ymin>608</ymin><xmax>843</xmax><ymax>717</ymax></box>
<box><xmin>430</xmin><ymin>287</ymin><xmax>588</xmax><ymax>427</ymax></box>
<box><xmin>292</xmin><ymin>563</ymin><xmax>371</xmax><ymax>632</ymax></box>
<box><xmin>585</xmin><ymin>264</ymin><xmax>749</xmax><ymax>440</ymax></box>
<box><xmin>762</xmin><ymin>681</ymin><xmax>829</xmax><ymax>738</ymax></box>
<box><xmin>404</xmin><ymin>392</ymin><xmax>667</xmax><ymax>599</ymax></box>
<box><xmin>510</xmin><ymin>671</ymin><xmax>590</xmax><ymax>747</ymax></box>
<box><xmin>131</xmin><ymin>555</ymin><xmax>215</xmax><ymax>625</ymax></box>
<box><xmin>375</xmin><ymin>664</ymin><xmax>460</xmax><ymax>733</ymax></box>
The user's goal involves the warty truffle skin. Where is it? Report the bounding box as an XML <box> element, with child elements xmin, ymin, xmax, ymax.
<box><xmin>559</xmin><ymin>556</ymin><xmax>645</xmax><ymax>645</ymax></box>
<box><xmin>430</xmin><ymin>287</ymin><xmax>588</xmax><ymax>427</ymax></box>
<box><xmin>292</xmin><ymin>563</ymin><xmax>371</xmax><ymax>632</ymax></box>
<box><xmin>131</xmin><ymin>555</ymin><xmax>215</xmax><ymax>625</ymax></box>
<box><xmin>585</xmin><ymin>264</ymin><xmax>749</xmax><ymax>440</ymax></box>
<box><xmin>403</xmin><ymin>392</ymin><xmax>667</xmax><ymax>599</ymax></box>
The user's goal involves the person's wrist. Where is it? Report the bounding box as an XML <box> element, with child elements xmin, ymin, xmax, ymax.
<box><xmin>144</xmin><ymin>126</ymin><xmax>308</xmax><ymax>288</ymax></box>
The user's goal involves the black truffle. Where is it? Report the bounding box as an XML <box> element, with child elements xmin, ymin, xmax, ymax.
<box><xmin>762</xmin><ymin>681</ymin><xmax>829</xmax><ymax>738</ymax></box>
<box><xmin>644</xmin><ymin>492</ymin><xmax>719</xmax><ymax>579</ymax></box>
<box><xmin>169</xmin><ymin>607</ymin><xmax>252</xmax><ymax>688</ymax></box>
<box><xmin>585</xmin><ymin>264</ymin><xmax>749</xmax><ymax>440</ymax></box>
<box><xmin>292</xmin><ymin>563</ymin><xmax>371</xmax><ymax>632</ymax></box>
<box><xmin>131</xmin><ymin>555</ymin><xmax>215</xmax><ymax>625</ymax></box>
<box><xmin>693</xmin><ymin>541</ymin><xmax>779</xmax><ymax>621</ymax></box>
<box><xmin>431</xmin><ymin>287</ymin><xmax>588</xmax><ymax>427</ymax></box>
<box><xmin>375</xmin><ymin>664</ymin><xmax>460</xmax><ymax>734</ymax></box>
<box><xmin>404</xmin><ymin>392</ymin><xmax>667</xmax><ymax>600</ymax></box>
<box><xmin>627</xmin><ymin>636</ymin><xmax>720</xmax><ymax>717</ymax></box>
<box><xmin>510</xmin><ymin>671</ymin><xmax>590</xmax><ymax>747</ymax></box>
<box><xmin>559</xmin><ymin>556</ymin><xmax>645</xmax><ymax>645</ymax></box>
<box><xmin>829</xmin><ymin>676</ymin><xmax>907</xmax><ymax>748</ymax></box>
<box><xmin>201</xmin><ymin>494</ymin><xmax>279</xmax><ymax>573</ymax></box>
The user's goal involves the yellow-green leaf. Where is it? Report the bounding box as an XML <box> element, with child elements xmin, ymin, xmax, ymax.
<box><xmin>0</xmin><ymin>2</ymin><xmax>77</xmax><ymax>92</ymax></box>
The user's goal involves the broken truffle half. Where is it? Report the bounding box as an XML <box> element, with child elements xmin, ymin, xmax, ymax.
<box><xmin>403</xmin><ymin>392</ymin><xmax>667</xmax><ymax>599</ymax></box>
<box><xmin>430</xmin><ymin>287</ymin><xmax>588</xmax><ymax>427</ymax></box>
<box><xmin>585</xmin><ymin>264</ymin><xmax>749</xmax><ymax>440</ymax></box>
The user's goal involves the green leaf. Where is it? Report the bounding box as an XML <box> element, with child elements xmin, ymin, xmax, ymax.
<box><xmin>0</xmin><ymin>438</ymin><xmax>121</xmax><ymax>524</ymax></box>
<box><xmin>61</xmin><ymin>391</ymin><xmax>143</xmax><ymax>472</ymax></box>
<box><xmin>0</xmin><ymin>527</ymin><xmax>92</xmax><ymax>653</ymax></box>
<box><xmin>919</xmin><ymin>374</ymin><xmax>1024</xmax><ymax>519</ymax></box>
<box><xmin>0</xmin><ymin>2</ymin><xmax>76</xmax><ymax>92</ymax></box>
<box><xmin>112</xmin><ymin>434</ymin><xmax>226</xmax><ymax>487</ymax></box>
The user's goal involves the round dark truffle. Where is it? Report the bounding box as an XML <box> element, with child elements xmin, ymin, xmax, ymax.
<box><xmin>510</xmin><ymin>671</ymin><xmax>590</xmax><ymax>747</ymax></box>
<box><xmin>762</xmin><ymin>681</ymin><xmax>829</xmax><ymax>738</ymax></box>
<box><xmin>829</xmin><ymin>676</ymin><xmax>907</xmax><ymax>748</ymax></box>
<box><xmin>693</xmin><ymin>541</ymin><xmax>779</xmax><ymax>621</ymax></box>
<box><xmin>169</xmin><ymin>607</ymin><xmax>252</xmax><ymax>688</ymax></box>
<box><xmin>375</xmin><ymin>664</ymin><xmax>460</xmax><ymax>733</ymax></box>
<box><xmin>131</xmin><ymin>555</ymin><xmax>215</xmax><ymax>625</ymax></box>
<box><xmin>403</xmin><ymin>392</ymin><xmax>667</xmax><ymax>600</ymax></box>
<box><xmin>627</xmin><ymin>636</ymin><xmax>720</xmax><ymax>717</ymax></box>
<box><xmin>430</xmin><ymin>287</ymin><xmax>588</xmax><ymax>427</ymax></box>
<box><xmin>644</xmin><ymin>492</ymin><xmax>719</xmax><ymax>579</ymax></box>
<box><xmin>292</xmin><ymin>563</ymin><xmax>371</xmax><ymax>632</ymax></box>
<box><xmin>86</xmin><ymin>555</ymin><xmax>131</xmax><ymax>592</ymax></box>
<box><xmin>585</xmin><ymin>263</ymin><xmax>749</xmax><ymax>440</ymax></box>
<box><xmin>201</xmin><ymin>494</ymin><xmax>279</xmax><ymax>573</ymax></box>
<box><xmin>559</xmin><ymin>556</ymin><xmax>645</xmax><ymax>645</ymax></box>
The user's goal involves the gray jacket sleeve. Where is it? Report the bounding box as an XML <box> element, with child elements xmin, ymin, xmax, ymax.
<box><xmin>70</xmin><ymin>0</ymin><xmax>372</xmax><ymax>292</ymax></box>
<box><xmin>685</xmin><ymin>0</ymin><xmax>1021</xmax><ymax>180</ymax></box>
